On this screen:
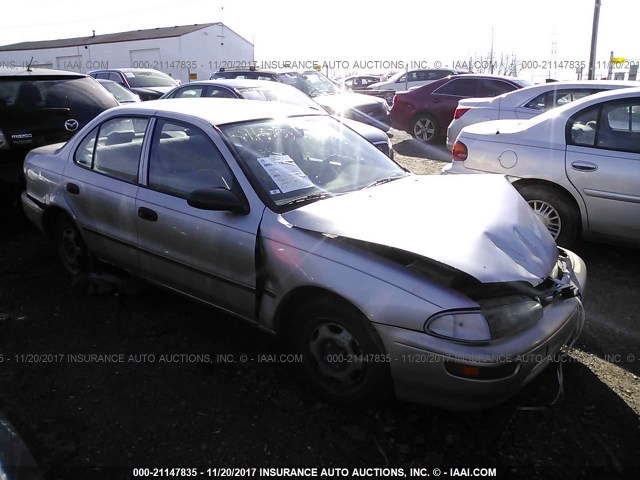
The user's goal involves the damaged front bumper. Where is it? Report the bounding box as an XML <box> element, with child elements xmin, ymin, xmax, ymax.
<box><xmin>374</xmin><ymin>248</ymin><xmax>586</xmax><ymax>410</ymax></box>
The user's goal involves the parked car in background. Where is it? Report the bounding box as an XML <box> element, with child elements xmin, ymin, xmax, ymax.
<box><xmin>446</xmin><ymin>80</ymin><xmax>635</xmax><ymax>150</ymax></box>
<box><xmin>160</xmin><ymin>79</ymin><xmax>393</xmax><ymax>158</ymax></box>
<box><xmin>210</xmin><ymin>67</ymin><xmax>390</xmax><ymax>131</ymax></box>
<box><xmin>21</xmin><ymin>99</ymin><xmax>586</xmax><ymax>410</ymax></box>
<box><xmin>444</xmin><ymin>87</ymin><xmax>640</xmax><ymax>247</ymax></box>
<box><xmin>88</xmin><ymin>68</ymin><xmax>178</xmax><ymax>101</ymax></box>
<box><xmin>342</xmin><ymin>75</ymin><xmax>382</xmax><ymax>90</ymax></box>
<box><xmin>0</xmin><ymin>67</ymin><xmax>118</xmax><ymax>186</ymax></box>
<box><xmin>391</xmin><ymin>74</ymin><xmax>530</xmax><ymax>144</ymax></box>
<box><xmin>367</xmin><ymin>69</ymin><xmax>464</xmax><ymax>92</ymax></box>
<box><xmin>96</xmin><ymin>79</ymin><xmax>141</xmax><ymax>104</ymax></box>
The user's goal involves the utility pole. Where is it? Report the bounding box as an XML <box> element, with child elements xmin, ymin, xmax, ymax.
<box><xmin>587</xmin><ymin>0</ymin><xmax>602</xmax><ymax>80</ymax></box>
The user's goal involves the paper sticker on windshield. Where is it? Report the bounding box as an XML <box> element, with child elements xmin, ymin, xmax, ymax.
<box><xmin>257</xmin><ymin>155</ymin><xmax>315</xmax><ymax>194</ymax></box>
<box><xmin>124</xmin><ymin>72</ymin><xmax>135</xmax><ymax>78</ymax></box>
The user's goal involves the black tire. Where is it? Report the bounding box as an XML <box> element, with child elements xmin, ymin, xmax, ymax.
<box><xmin>289</xmin><ymin>296</ymin><xmax>393</xmax><ymax>404</ymax></box>
<box><xmin>54</xmin><ymin>216</ymin><xmax>90</xmax><ymax>276</ymax></box>
<box><xmin>515</xmin><ymin>184</ymin><xmax>580</xmax><ymax>247</ymax></box>
<box><xmin>410</xmin><ymin>114</ymin><xmax>439</xmax><ymax>144</ymax></box>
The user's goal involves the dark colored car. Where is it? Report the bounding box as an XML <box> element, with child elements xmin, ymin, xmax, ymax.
<box><xmin>390</xmin><ymin>74</ymin><xmax>531</xmax><ymax>144</ymax></box>
<box><xmin>89</xmin><ymin>68</ymin><xmax>178</xmax><ymax>101</ymax></box>
<box><xmin>161</xmin><ymin>79</ymin><xmax>394</xmax><ymax>158</ymax></box>
<box><xmin>0</xmin><ymin>67</ymin><xmax>118</xmax><ymax>186</ymax></box>
<box><xmin>210</xmin><ymin>67</ymin><xmax>390</xmax><ymax>131</ymax></box>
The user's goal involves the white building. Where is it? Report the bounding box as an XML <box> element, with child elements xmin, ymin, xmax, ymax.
<box><xmin>0</xmin><ymin>23</ymin><xmax>254</xmax><ymax>83</ymax></box>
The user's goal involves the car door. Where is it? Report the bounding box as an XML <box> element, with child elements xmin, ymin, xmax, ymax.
<box><xmin>135</xmin><ymin>117</ymin><xmax>263</xmax><ymax>320</ymax></box>
<box><xmin>565</xmin><ymin>99</ymin><xmax>640</xmax><ymax>241</ymax></box>
<box><xmin>62</xmin><ymin>115</ymin><xmax>149</xmax><ymax>267</ymax></box>
<box><xmin>430</xmin><ymin>78</ymin><xmax>479</xmax><ymax>124</ymax></box>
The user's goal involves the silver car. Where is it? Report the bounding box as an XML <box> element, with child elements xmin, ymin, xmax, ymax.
<box><xmin>446</xmin><ymin>80</ymin><xmax>635</xmax><ymax>151</ymax></box>
<box><xmin>21</xmin><ymin>99</ymin><xmax>586</xmax><ymax>410</ymax></box>
<box><xmin>444</xmin><ymin>87</ymin><xmax>640</xmax><ymax>247</ymax></box>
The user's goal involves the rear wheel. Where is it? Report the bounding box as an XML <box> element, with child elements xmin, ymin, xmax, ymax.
<box><xmin>411</xmin><ymin>114</ymin><xmax>439</xmax><ymax>144</ymax></box>
<box><xmin>289</xmin><ymin>296</ymin><xmax>393</xmax><ymax>404</ymax></box>
<box><xmin>54</xmin><ymin>217</ymin><xmax>90</xmax><ymax>276</ymax></box>
<box><xmin>515</xmin><ymin>184</ymin><xmax>580</xmax><ymax>247</ymax></box>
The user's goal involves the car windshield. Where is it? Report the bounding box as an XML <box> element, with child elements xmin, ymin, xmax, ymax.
<box><xmin>124</xmin><ymin>71</ymin><xmax>177</xmax><ymax>88</ymax></box>
<box><xmin>276</xmin><ymin>71</ymin><xmax>341</xmax><ymax>97</ymax></box>
<box><xmin>220</xmin><ymin>116</ymin><xmax>406</xmax><ymax>210</ymax></box>
<box><xmin>236</xmin><ymin>84</ymin><xmax>323</xmax><ymax>110</ymax></box>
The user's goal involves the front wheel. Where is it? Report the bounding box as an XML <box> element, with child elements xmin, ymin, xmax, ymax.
<box><xmin>410</xmin><ymin>114</ymin><xmax>439</xmax><ymax>144</ymax></box>
<box><xmin>289</xmin><ymin>297</ymin><xmax>393</xmax><ymax>404</ymax></box>
<box><xmin>515</xmin><ymin>184</ymin><xmax>580</xmax><ymax>247</ymax></box>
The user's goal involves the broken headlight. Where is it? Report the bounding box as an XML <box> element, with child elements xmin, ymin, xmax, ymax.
<box><xmin>426</xmin><ymin>296</ymin><xmax>543</xmax><ymax>342</ymax></box>
<box><xmin>478</xmin><ymin>295</ymin><xmax>543</xmax><ymax>338</ymax></box>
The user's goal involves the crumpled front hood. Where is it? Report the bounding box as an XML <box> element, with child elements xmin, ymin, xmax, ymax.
<box><xmin>282</xmin><ymin>174</ymin><xmax>558</xmax><ymax>285</ymax></box>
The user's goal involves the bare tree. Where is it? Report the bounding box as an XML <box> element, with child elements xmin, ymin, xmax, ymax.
<box><xmin>468</xmin><ymin>52</ymin><xmax>521</xmax><ymax>76</ymax></box>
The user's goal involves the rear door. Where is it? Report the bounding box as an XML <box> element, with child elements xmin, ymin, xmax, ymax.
<box><xmin>565</xmin><ymin>98</ymin><xmax>640</xmax><ymax>241</ymax></box>
<box><xmin>62</xmin><ymin>115</ymin><xmax>150</xmax><ymax>266</ymax></box>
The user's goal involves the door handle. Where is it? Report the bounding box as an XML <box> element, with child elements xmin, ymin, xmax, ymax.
<box><xmin>138</xmin><ymin>207</ymin><xmax>158</xmax><ymax>222</ymax></box>
<box><xmin>66</xmin><ymin>183</ymin><xmax>80</xmax><ymax>195</ymax></box>
<box><xmin>571</xmin><ymin>161</ymin><xmax>598</xmax><ymax>172</ymax></box>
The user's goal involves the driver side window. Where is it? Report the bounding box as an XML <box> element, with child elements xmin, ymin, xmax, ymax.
<box><xmin>147</xmin><ymin>120</ymin><xmax>235</xmax><ymax>199</ymax></box>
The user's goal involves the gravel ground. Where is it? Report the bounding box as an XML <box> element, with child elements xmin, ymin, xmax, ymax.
<box><xmin>0</xmin><ymin>131</ymin><xmax>639</xmax><ymax>480</ymax></box>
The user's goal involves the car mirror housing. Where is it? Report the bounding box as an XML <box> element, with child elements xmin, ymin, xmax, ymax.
<box><xmin>187</xmin><ymin>188</ymin><xmax>248</xmax><ymax>214</ymax></box>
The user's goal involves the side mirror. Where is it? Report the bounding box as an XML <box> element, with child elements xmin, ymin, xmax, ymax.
<box><xmin>187</xmin><ymin>188</ymin><xmax>248</xmax><ymax>214</ymax></box>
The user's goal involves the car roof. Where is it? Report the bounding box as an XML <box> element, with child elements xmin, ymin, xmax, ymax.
<box><xmin>111</xmin><ymin>98</ymin><xmax>324</xmax><ymax>125</ymax></box>
<box><xmin>88</xmin><ymin>68</ymin><xmax>167</xmax><ymax>74</ymax></box>
<box><xmin>178</xmin><ymin>79</ymin><xmax>280</xmax><ymax>89</ymax></box>
<box><xmin>0</xmin><ymin>67</ymin><xmax>86</xmax><ymax>78</ymax></box>
<box><xmin>496</xmin><ymin>79</ymin><xmax>638</xmax><ymax>105</ymax></box>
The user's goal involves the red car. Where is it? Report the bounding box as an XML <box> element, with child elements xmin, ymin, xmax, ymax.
<box><xmin>390</xmin><ymin>74</ymin><xmax>530</xmax><ymax>144</ymax></box>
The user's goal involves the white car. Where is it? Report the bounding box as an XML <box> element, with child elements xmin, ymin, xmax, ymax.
<box><xmin>367</xmin><ymin>69</ymin><xmax>461</xmax><ymax>92</ymax></box>
<box><xmin>446</xmin><ymin>80</ymin><xmax>635</xmax><ymax>150</ymax></box>
<box><xmin>444</xmin><ymin>87</ymin><xmax>640</xmax><ymax>247</ymax></box>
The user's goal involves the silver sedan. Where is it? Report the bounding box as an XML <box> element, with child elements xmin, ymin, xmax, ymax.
<box><xmin>22</xmin><ymin>99</ymin><xmax>586</xmax><ymax>409</ymax></box>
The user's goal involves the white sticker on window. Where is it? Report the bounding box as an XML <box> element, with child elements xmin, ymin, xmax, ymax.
<box><xmin>124</xmin><ymin>72</ymin><xmax>135</xmax><ymax>78</ymax></box>
<box><xmin>257</xmin><ymin>155</ymin><xmax>315</xmax><ymax>194</ymax></box>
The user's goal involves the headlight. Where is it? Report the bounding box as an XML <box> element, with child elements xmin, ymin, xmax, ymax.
<box><xmin>426</xmin><ymin>296</ymin><xmax>543</xmax><ymax>343</ymax></box>
<box><xmin>0</xmin><ymin>129</ymin><xmax>9</xmax><ymax>150</ymax></box>
<box><xmin>426</xmin><ymin>311</ymin><xmax>491</xmax><ymax>342</ymax></box>
<box><xmin>478</xmin><ymin>296</ymin><xmax>543</xmax><ymax>338</ymax></box>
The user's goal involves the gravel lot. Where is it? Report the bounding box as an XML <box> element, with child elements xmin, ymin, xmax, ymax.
<box><xmin>1</xmin><ymin>131</ymin><xmax>639</xmax><ymax>480</ymax></box>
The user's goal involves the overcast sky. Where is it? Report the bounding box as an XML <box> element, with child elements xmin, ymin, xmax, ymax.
<box><xmin>2</xmin><ymin>0</ymin><xmax>638</xmax><ymax>80</ymax></box>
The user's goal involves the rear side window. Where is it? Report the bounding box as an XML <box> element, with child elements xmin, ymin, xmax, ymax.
<box><xmin>74</xmin><ymin>116</ymin><xmax>149</xmax><ymax>182</ymax></box>
<box><xmin>476</xmin><ymin>79</ymin><xmax>518</xmax><ymax>97</ymax></box>
<box><xmin>170</xmin><ymin>86</ymin><xmax>205</xmax><ymax>98</ymax></box>
<box><xmin>568</xmin><ymin>105</ymin><xmax>600</xmax><ymax>147</ymax></box>
<box><xmin>524</xmin><ymin>89</ymin><xmax>601</xmax><ymax>111</ymax></box>
<box><xmin>203</xmin><ymin>87</ymin><xmax>237</xmax><ymax>98</ymax></box>
<box><xmin>0</xmin><ymin>77</ymin><xmax>118</xmax><ymax>113</ymax></box>
<box><xmin>433</xmin><ymin>79</ymin><xmax>479</xmax><ymax>97</ymax></box>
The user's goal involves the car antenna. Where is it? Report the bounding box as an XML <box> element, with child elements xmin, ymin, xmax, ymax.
<box><xmin>26</xmin><ymin>57</ymin><xmax>34</xmax><ymax>72</ymax></box>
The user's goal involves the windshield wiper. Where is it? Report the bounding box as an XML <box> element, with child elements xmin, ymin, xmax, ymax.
<box><xmin>285</xmin><ymin>192</ymin><xmax>335</xmax><ymax>207</ymax></box>
<box><xmin>362</xmin><ymin>175</ymin><xmax>406</xmax><ymax>189</ymax></box>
